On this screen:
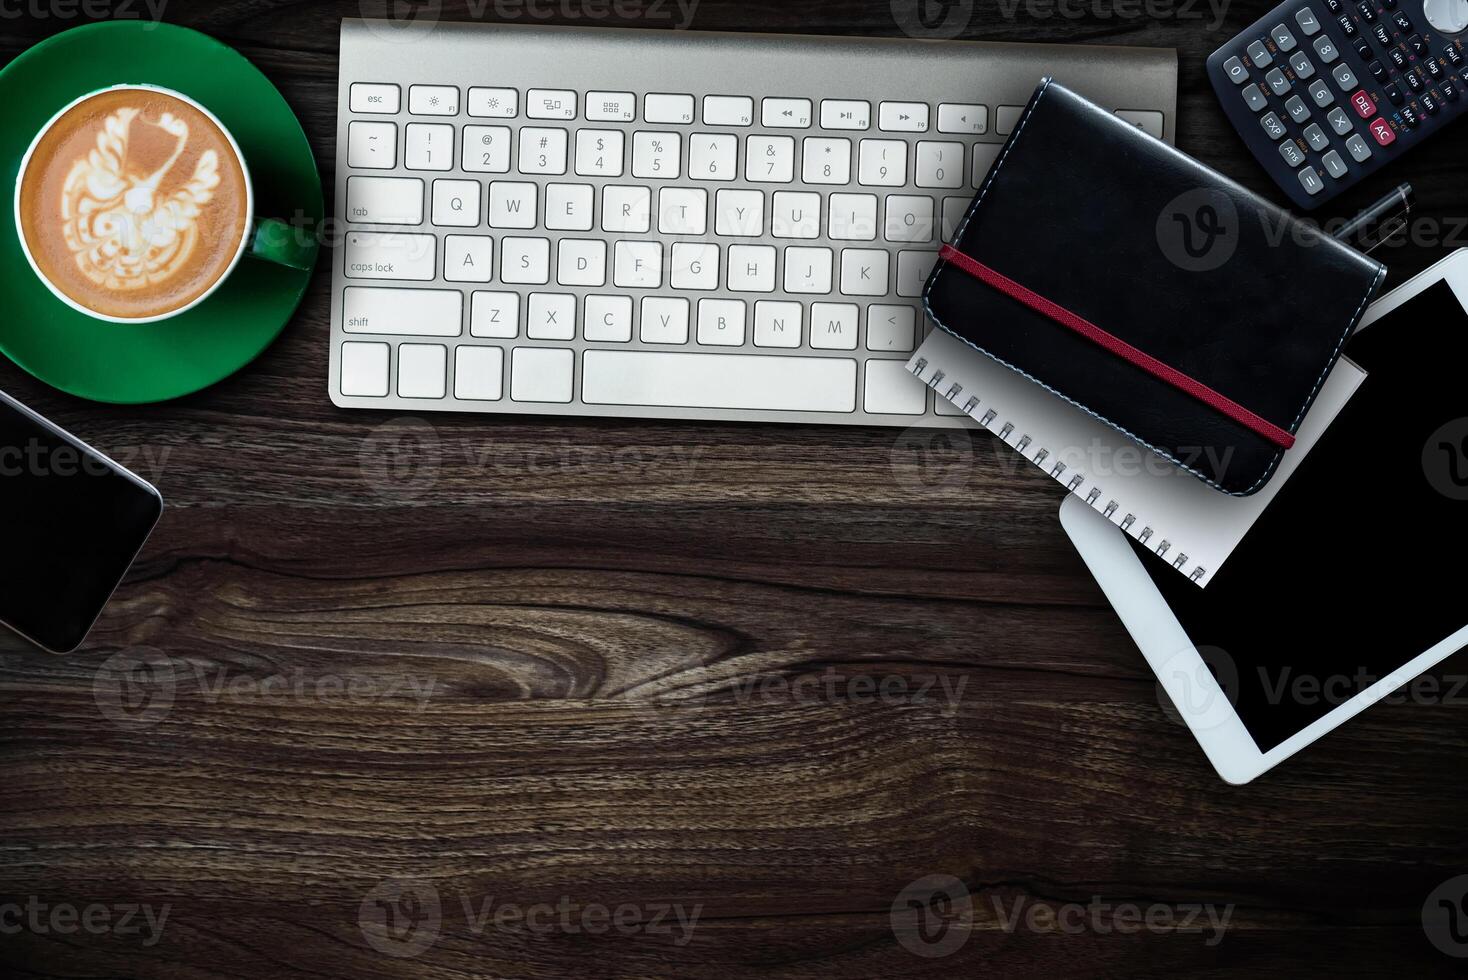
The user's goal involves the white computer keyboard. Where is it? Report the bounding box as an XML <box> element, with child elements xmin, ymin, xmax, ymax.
<box><xmin>331</xmin><ymin>20</ymin><xmax>1177</xmax><ymax>426</ymax></box>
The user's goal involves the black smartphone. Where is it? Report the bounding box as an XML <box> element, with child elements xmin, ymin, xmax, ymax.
<box><xmin>0</xmin><ymin>391</ymin><xmax>162</xmax><ymax>652</ymax></box>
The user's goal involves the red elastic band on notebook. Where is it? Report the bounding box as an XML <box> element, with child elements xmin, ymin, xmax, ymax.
<box><xmin>936</xmin><ymin>244</ymin><xmax>1296</xmax><ymax>451</ymax></box>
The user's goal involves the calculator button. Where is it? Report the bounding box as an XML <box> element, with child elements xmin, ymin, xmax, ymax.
<box><xmin>1313</xmin><ymin>36</ymin><xmax>1341</xmax><ymax>62</ymax></box>
<box><xmin>1337</xmin><ymin>14</ymin><xmax>1358</xmax><ymax>37</ymax></box>
<box><xmin>1444</xmin><ymin>78</ymin><xmax>1461</xmax><ymax>101</ymax></box>
<box><xmin>1385</xmin><ymin>82</ymin><xmax>1405</xmax><ymax>104</ymax></box>
<box><xmin>1271</xmin><ymin>23</ymin><xmax>1299</xmax><ymax>50</ymax></box>
<box><xmin>1327</xmin><ymin>106</ymin><xmax>1355</xmax><ymax>133</ymax></box>
<box><xmin>1289</xmin><ymin>52</ymin><xmax>1316</xmax><ymax>78</ymax></box>
<box><xmin>1369</xmin><ymin>117</ymin><xmax>1397</xmax><ymax>144</ymax></box>
<box><xmin>1303</xmin><ymin>122</ymin><xmax>1330</xmax><ymax>149</ymax></box>
<box><xmin>1325</xmin><ymin>0</ymin><xmax>1343</xmax><ymax>10</ymax></box>
<box><xmin>1297</xmin><ymin>166</ymin><xmax>1325</xmax><ymax>195</ymax></box>
<box><xmin>1447</xmin><ymin>45</ymin><xmax>1464</xmax><ymax>67</ymax></box>
<box><xmin>1393</xmin><ymin>10</ymin><xmax>1413</xmax><ymax>30</ymax></box>
<box><xmin>1286</xmin><ymin>94</ymin><xmax>1312</xmax><ymax>121</ymax></box>
<box><xmin>1332</xmin><ymin>63</ymin><xmax>1359</xmax><ymax>90</ymax></box>
<box><xmin>1357</xmin><ymin>1</ymin><xmax>1376</xmax><ymax>21</ymax></box>
<box><xmin>1350</xmin><ymin>88</ymin><xmax>1377</xmax><ymax>116</ymax></box>
<box><xmin>1389</xmin><ymin>48</ymin><xmax>1408</xmax><ymax>69</ymax></box>
<box><xmin>1422</xmin><ymin>91</ymin><xmax>1442</xmax><ymax>114</ymax></box>
<box><xmin>1355</xmin><ymin>39</ymin><xmax>1374</xmax><ymax>60</ymax></box>
<box><xmin>1405</xmin><ymin>69</ymin><xmax>1425</xmax><ymax>92</ymax></box>
<box><xmin>1407</xmin><ymin>33</ymin><xmax>1427</xmax><ymax>55</ymax></box>
<box><xmin>1248</xmin><ymin>40</ymin><xmax>1274</xmax><ymax>67</ymax></box>
<box><xmin>1261</xmin><ymin>111</ymin><xmax>1289</xmax><ymax>139</ymax></box>
<box><xmin>1368</xmin><ymin>59</ymin><xmax>1387</xmax><ymax>80</ymax></box>
<box><xmin>1242</xmin><ymin>82</ymin><xmax>1270</xmax><ymax>111</ymax></box>
<box><xmin>1399</xmin><ymin>103</ymin><xmax>1421</xmax><ymax>128</ymax></box>
<box><xmin>1308</xmin><ymin>79</ymin><xmax>1336</xmax><ymax>106</ymax></box>
<box><xmin>1346</xmin><ymin>132</ymin><xmax>1373</xmax><ymax>159</ymax></box>
<box><xmin>1266</xmin><ymin>67</ymin><xmax>1292</xmax><ymax>95</ymax></box>
<box><xmin>1322</xmin><ymin>149</ymin><xmax>1349</xmax><ymax>177</ymax></box>
<box><xmin>1280</xmin><ymin>140</ymin><xmax>1307</xmax><ymax>167</ymax></box>
<box><xmin>1372</xmin><ymin>23</ymin><xmax>1392</xmax><ymax>47</ymax></box>
<box><xmin>1424</xmin><ymin>58</ymin><xmax>1445</xmax><ymax>82</ymax></box>
<box><xmin>1223</xmin><ymin>56</ymin><xmax>1250</xmax><ymax>83</ymax></box>
<box><xmin>1296</xmin><ymin>6</ymin><xmax>1323</xmax><ymax>33</ymax></box>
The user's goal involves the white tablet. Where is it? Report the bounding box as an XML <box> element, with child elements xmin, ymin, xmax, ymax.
<box><xmin>1062</xmin><ymin>248</ymin><xmax>1468</xmax><ymax>783</ymax></box>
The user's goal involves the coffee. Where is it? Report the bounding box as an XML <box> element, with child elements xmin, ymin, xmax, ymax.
<box><xmin>17</xmin><ymin>87</ymin><xmax>249</xmax><ymax>321</ymax></box>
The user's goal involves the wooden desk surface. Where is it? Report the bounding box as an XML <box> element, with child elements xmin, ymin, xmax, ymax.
<box><xmin>3</xmin><ymin>2</ymin><xmax>1468</xmax><ymax>976</ymax></box>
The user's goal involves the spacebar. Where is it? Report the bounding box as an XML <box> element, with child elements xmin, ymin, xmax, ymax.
<box><xmin>582</xmin><ymin>351</ymin><xmax>857</xmax><ymax>413</ymax></box>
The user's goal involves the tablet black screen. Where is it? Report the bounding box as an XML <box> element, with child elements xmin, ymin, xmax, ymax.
<box><xmin>1138</xmin><ymin>278</ymin><xmax>1468</xmax><ymax>752</ymax></box>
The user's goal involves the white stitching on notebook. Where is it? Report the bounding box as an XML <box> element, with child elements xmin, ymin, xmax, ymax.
<box><xmin>921</xmin><ymin>77</ymin><xmax>1382</xmax><ymax>497</ymax></box>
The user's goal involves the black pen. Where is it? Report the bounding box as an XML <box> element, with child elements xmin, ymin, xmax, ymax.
<box><xmin>1333</xmin><ymin>183</ymin><xmax>1413</xmax><ymax>254</ymax></box>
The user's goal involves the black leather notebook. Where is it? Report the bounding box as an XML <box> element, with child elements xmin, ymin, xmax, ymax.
<box><xmin>923</xmin><ymin>79</ymin><xmax>1386</xmax><ymax>496</ymax></box>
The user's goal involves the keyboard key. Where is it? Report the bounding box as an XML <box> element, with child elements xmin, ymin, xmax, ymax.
<box><xmin>398</xmin><ymin>343</ymin><xmax>446</xmax><ymax>398</ymax></box>
<box><xmin>586</xmin><ymin>91</ymin><xmax>636</xmax><ymax>122</ymax></box>
<box><xmin>583</xmin><ymin>295</ymin><xmax>634</xmax><ymax>342</ymax></box>
<box><xmin>348</xmin><ymin>121</ymin><xmax>397</xmax><ymax>169</ymax></box>
<box><xmin>670</xmin><ymin>242</ymin><xmax>719</xmax><ymax>289</ymax></box>
<box><xmin>762</xmin><ymin>97</ymin><xmax>813</xmax><ymax>128</ymax></box>
<box><xmin>747</xmin><ymin>136</ymin><xmax>795</xmax><ymax>182</ymax></box>
<box><xmin>810</xmin><ymin>302</ymin><xmax>859</xmax><ymax>350</ymax></box>
<box><xmin>510</xmin><ymin>347</ymin><xmax>574</xmax><ymax>403</ymax></box>
<box><xmin>1297</xmin><ymin>166</ymin><xmax>1324</xmax><ymax>196</ymax></box>
<box><xmin>582</xmin><ymin>350</ymin><xmax>856</xmax><ymax>412</ymax></box>
<box><xmin>462</xmin><ymin>126</ymin><xmax>511</xmax><ymax>173</ymax></box>
<box><xmin>703</xmin><ymin>95</ymin><xmax>754</xmax><ymax>126</ymax></box>
<box><xmin>444</xmin><ymin>235</ymin><xmax>492</xmax><ymax>283</ymax></box>
<box><xmin>784</xmin><ymin>246</ymin><xmax>833</xmax><ymax>293</ymax></box>
<box><xmin>519</xmin><ymin>127</ymin><xmax>569</xmax><ymax>174</ymax></box>
<box><xmin>771</xmin><ymin>191</ymin><xmax>822</xmax><ymax>239</ymax></box>
<box><xmin>640</xmin><ymin>296</ymin><xmax>689</xmax><ymax>343</ymax></box>
<box><xmin>1346</xmin><ymin>132</ymin><xmax>1373</xmax><ymax>160</ymax></box>
<box><xmin>916</xmin><ymin>141</ymin><xmax>965</xmax><ymax>188</ymax></box>
<box><xmin>1271</xmin><ymin>23</ymin><xmax>1297</xmax><ymax>49</ymax></box>
<box><xmin>995</xmin><ymin>105</ymin><xmax>1024</xmax><ymax>133</ymax></box>
<box><xmin>937</xmin><ymin>103</ymin><xmax>987</xmax><ymax>134</ymax></box>
<box><xmin>527</xmin><ymin>89</ymin><xmax>576</xmax><ymax>119</ymax></box>
<box><xmin>344</xmin><ymin>286</ymin><xmax>461</xmax><ymax>335</ymax></box>
<box><xmin>345</xmin><ymin>231</ymin><xmax>436</xmax><ymax>280</ymax></box>
<box><xmin>1280</xmin><ymin>140</ymin><xmax>1306</xmax><ymax>167</ymax></box>
<box><xmin>351</xmin><ymin>83</ymin><xmax>400</xmax><ymax>114</ymax></box>
<box><xmin>1332</xmin><ymin>63</ymin><xmax>1358</xmax><ymax>90</ymax></box>
<box><xmin>1295</xmin><ymin>6</ymin><xmax>1322</xmax><ymax>34</ymax></box>
<box><xmin>828</xmin><ymin>193</ymin><xmax>879</xmax><ymax>240</ymax></box>
<box><xmin>972</xmin><ymin>145</ymin><xmax>1001</xmax><ymax>186</ymax></box>
<box><xmin>822</xmin><ymin>100</ymin><xmax>872</xmax><ymax>130</ymax></box>
<box><xmin>454</xmin><ymin>346</ymin><xmax>503</xmax><ymax>401</ymax></box>
<box><xmin>840</xmin><ymin>248</ymin><xmax>890</xmax><ymax>296</ymax></box>
<box><xmin>715</xmin><ymin>189</ymin><xmax>764</xmax><ymax>236</ymax></box>
<box><xmin>802</xmin><ymin>137</ymin><xmax>852</xmax><ymax>184</ymax></box>
<box><xmin>1285</xmin><ymin>95</ymin><xmax>1311</xmax><ymax>122</ymax></box>
<box><xmin>501</xmin><ymin>237</ymin><xmax>552</xmax><ymax>284</ymax></box>
<box><xmin>1289</xmin><ymin>51</ymin><xmax>1315</xmax><ymax>78</ymax></box>
<box><xmin>340</xmin><ymin>342</ymin><xmax>389</xmax><ymax>397</ymax></box>
<box><xmin>1321</xmin><ymin>148</ymin><xmax>1348</xmax><ymax>177</ymax></box>
<box><xmin>528</xmin><ymin>292</ymin><xmax>576</xmax><ymax>340</ymax></box>
<box><xmin>408</xmin><ymin>85</ymin><xmax>458</xmax><ymax>115</ymax></box>
<box><xmin>467</xmin><ymin>87</ymin><xmax>517</xmax><ymax>118</ymax></box>
<box><xmin>1265</xmin><ymin>68</ymin><xmax>1291</xmax><ymax>96</ymax></box>
<box><xmin>697</xmin><ymin>299</ymin><xmax>746</xmax><ymax>345</ymax></box>
<box><xmin>753</xmin><ymin>301</ymin><xmax>803</xmax><ymax>347</ymax></box>
<box><xmin>657</xmin><ymin>187</ymin><xmax>707</xmax><ymax>235</ymax></box>
<box><xmin>858</xmin><ymin>139</ymin><xmax>907</xmax><ymax>186</ymax></box>
<box><xmin>1368</xmin><ymin>117</ymin><xmax>1397</xmax><ymax>145</ymax></box>
<box><xmin>867</xmin><ymin>305</ymin><xmax>916</xmax><ymax>351</ymax></box>
<box><xmin>432</xmin><ymin>178</ymin><xmax>481</xmax><ymax>227</ymax></box>
<box><xmin>1260</xmin><ymin>111</ymin><xmax>1288</xmax><ymax>139</ymax></box>
<box><xmin>633</xmin><ymin>131</ymin><xmax>682</xmax><ymax>178</ymax></box>
<box><xmin>690</xmin><ymin>133</ymin><xmax>738</xmax><ymax>181</ymax></box>
<box><xmin>1327</xmin><ymin>105</ymin><xmax>1354</xmax><ymax>133</ymax></box>
<box><xmin>1313</xmin><ymin>35</ymin><xmax>1340</xmax><ymax>63</ymax></box>
<box><xmin>404</xmin><ymin>123</ymin><xmax>453</xmax><ymax>170</ymax></box>
<box><xmin>1350</xmin><ymin>89</ymin><xmax>1376</xmax><ymax>117</ymax></box>
<box><xmin>864</xmin><ymin>359</ymin><xmax>925</xmax><ymax>415</ymax></box>
<box><xmin>556</xmin><ymin>238</ymin><xmax>607</xmax><ymax>287</ymax></box>
<box><xmin>488</xmin><ymin>181</ymin><xmax>537</xmax><ymax>229</ymax></box>
<box><xmin>615</xmin><ymin>241</ymin><xmax>664</xmax><ymax>288</ymax></box>
<box><xmin>471</xmin><ymin>292</ymin><xmax>520</xmax><ymax>338</ymax></box>
<box><xmin>545</xmin><ymin>183</ymin><xmax>595</xmax><ymax>232</ymax></box>
<box><xmin>886</xmin><ymin>195</ymin><xmax>935</xmax><ymax>243</ymax></box>
<box><xmin>645</xmin><ymin>93</ymin><xmax>695</xmax><ymax>124</ymax></box>
<box><xmin>895</xmin><ymin>250</ymin><xmax>938</xmax><ymax>296</ymax></box>
<box><xmin>602</xmin><ymin>185</ymin><xmax>651</xmax><ymax>233</ymax></box>
<box><xmin>575</xmin><ymin>130</ymin><xmax>626</xmax><ymax>177</ymax></box>
<box><xmin>1302</xmin><ymin>122</ymin><xmax>1329</xmax><ymax>149</ymax></box>
<box><xmin>1308</xmin><ymin>79</ymin><xmax>1335</xmax><ymax>106</ymax></box>
<box><xmin>727</xmin><ymin>244</ymin><xmax>777</xmax><ymax>291</ymax></box>
<box><xmin>345</xmin><ymin>176</ymin><xmax>423</xmax><ymax>225</ymax></box>
<box><xmin>1223</xmin><ymin>56</ymin><xmax>1249</xmax><ymax>84</ymax></box>
<box><xmin>879</xmin><ymin>101</ymin><xmax>929</xmax><ymax>131</ymax></box>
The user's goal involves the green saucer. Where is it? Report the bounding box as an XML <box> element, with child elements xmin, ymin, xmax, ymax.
<box><xmin>0</xmin><ymin>22</ymin><xmax>322</xmax><ymax>403</ymax></box>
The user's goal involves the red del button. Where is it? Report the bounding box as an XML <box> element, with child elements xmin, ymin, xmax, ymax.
<box><xmin>1351</xmin><ymin>89</ymin><xmax>1377</xmax><ymax>118</ymax></box>
<box><xmin>1369</xmin><ymin>118</ymin><xmax>1397</xmax><ymax>145</ymax></box>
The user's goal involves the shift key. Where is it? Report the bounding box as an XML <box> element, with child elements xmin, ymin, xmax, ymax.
<box><xmin>344</xmin><ymin>231</ymin><xmax>437</xmax><ymax>280</ymax></box>
<box><xmin>343</xmin><ymin>287</ymin><xmax>462</xmax><ymax>336</ymax></box>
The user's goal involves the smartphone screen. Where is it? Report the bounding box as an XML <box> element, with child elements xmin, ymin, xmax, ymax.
<box><xmin>0</xmin><ymin>393</ymin><xmax>162</xmax><ymax>652</ymax></box>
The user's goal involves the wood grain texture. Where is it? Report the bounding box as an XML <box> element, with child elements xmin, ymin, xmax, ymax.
<box><xmin>3</xmin><ymin>1</ymin><xmax>1468</xmax><ymax>976</ymax></box>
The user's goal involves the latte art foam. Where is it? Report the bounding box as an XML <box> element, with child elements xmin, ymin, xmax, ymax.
<box><xmin>18</xmin><ymin>88</ymin><xmax>248</xmax><ymax>320</ymax></box>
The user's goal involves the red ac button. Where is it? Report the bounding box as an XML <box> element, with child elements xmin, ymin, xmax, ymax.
<box><xmin>1351</xmin><ymin>89</ymin><xmax>1377</xmax><ymax>118</ymax></box>
<box><xmin>1369</xmin><ymin>117</ymin><xmax>1397</xmax><ymax>146</ymax></box>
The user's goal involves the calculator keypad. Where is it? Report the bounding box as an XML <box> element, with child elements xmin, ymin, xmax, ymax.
<box><xmin>1211</xmin><ymin>0</ymin><xmax>1467</xmax><ymax>207</ymax></box>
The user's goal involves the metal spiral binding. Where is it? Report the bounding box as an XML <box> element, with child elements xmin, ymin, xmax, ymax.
<box><xmin>907</xmin><ymin>350</ymin><xmax>1212</xmax><ymax>586</ymax></box>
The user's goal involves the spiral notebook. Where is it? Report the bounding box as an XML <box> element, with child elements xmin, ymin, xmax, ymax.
<box><xmin>907</xmin><ymin>328</ymin><xmax>1367</xmax><ymax>587</ymax></box>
